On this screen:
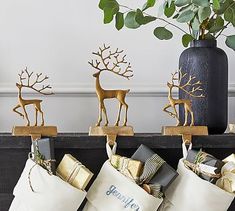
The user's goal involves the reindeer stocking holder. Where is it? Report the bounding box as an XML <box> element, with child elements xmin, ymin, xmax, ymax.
<box><xmin>162</xmin><ymin>69</ymin><xmax>208</xmax><ymax>143</ymax></box>
<box><xmin>12</xmin><ymin>67</ymin><xmax>57</xmax><ymax>139</ymax></box>
<box><xmin>88</xmin><ymin>44</ymin><xmax>134</xmax><ymax>144</ymax></box>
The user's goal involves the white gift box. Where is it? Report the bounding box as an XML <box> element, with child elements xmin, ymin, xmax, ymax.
<box><xmin>9</xmin><ymin>159</ymin><xmax>86</xmax><ymax>211</ymax></box>
<box><xmin>83</xmin><ymin>160</ymin><xmax>163</xmax><ymax>211</ymax></box>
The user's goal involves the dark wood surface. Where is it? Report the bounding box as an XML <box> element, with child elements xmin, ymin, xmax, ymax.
<box><xmin>1</xmin><ymin>133</ymin><xmax>235</xmax><ymax>211</ymax></box>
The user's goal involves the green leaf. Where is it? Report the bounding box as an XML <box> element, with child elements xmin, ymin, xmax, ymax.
<box><xmin>177</xmin><ymin>10</ymin><xmax>195</xmax><ymax>23</ymax></box>
<box><xmin>213</xmin><ymin>0</ymin><xmax>221</xmax><ymax>10</ymax></box>
<box><xmin>182</xmin><ymin>34</ymin><xmax>194</xmax><ymax>47</ymax></box>
<box><xmin>215</xmin><ymin>0</ymin><xmax>233</xmax><ymax>15</ymax></box>
<box><xmin>135</xmin><ymin>9</ymin><xmax>156</xmax><ymax>25</ymax></box>
<box><xmin>226</xmin><ymin>35</ymin><xmax>235</xmax><ymax>50</ymax></box>
<box><xmin>99</xmin><ymin>0</ymin><xmax>108</xmax><ymax>9</ymax></box>
<box><xmin>175</xmin><ymin>0</ymin><xmax>191</xmax><ymax>7</ymax></box>
<box><xmin>192</xmin><ymin>0</ymin><xmax>209</xmax><ymax>7</ymax></box>
<box><xmin>198</xmin><ymin>7</ymin><xmax>211</xmax><ymax>22</ymax></box>
<box><xmin>224</xmin><ymin>6</ymin><xmax>235</xmax><ymax>26</ymax></box>
<box><xmin>164</xmin><ymin>1</ymin><xmax>176</xmax><ymax>17</ymax></box>
<box><xmin>192</xmin><ymin>16</ymin><xmax>200</xmax><ymax>31</ymax></box>
<box><xmin>104</xmin><ymin>8</ymin><xmax>114</xmax><ymax>23</ymax></box>
<box><xmin>208</xmin><ymin>16</ymin><xmax>224</xmax><ymax>33</ymax></box>
<box><xmin>153</xmin><ymin>27</ymin><xmax>173</xmax><ymax>40</ymax></box>
<box><xmin>100</xmin><ymin>0</ymin><xmax>119</xmax><ymax>24</ymax></box>
<box><xmin>143</xmin><ymin>0</ymin><xmax>156</xmax><ymax>11</ymax></box>
<box><xmin>115</xmin><ymin>12</ymin><xmax>124</xmax><ymax>30</ymax></box>
<box><xmin>124</xmin><ymin>11</ymin><xmax>140</xmax><ymax>29</ymax></box>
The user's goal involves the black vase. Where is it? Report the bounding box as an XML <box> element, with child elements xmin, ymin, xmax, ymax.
<box><xmin>179</xmin><ymin>40</ymin><xmax>228</xmax><ymax>134</ymax></box>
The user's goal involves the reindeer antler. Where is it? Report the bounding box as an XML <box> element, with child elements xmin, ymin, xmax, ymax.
<box><xmin>170</xmin><ymin>69</ymin><xmax>204</xmax><ymax>98</ymax></box>
<box><xmin>18</xmin><ymin>67</ymin><xmax>53</xmax><ymax>95</ymax></box>
<box><xmin>88</xmin><ymin>44</ymin><xmax>133</xmax><ymax>80</ymax></box>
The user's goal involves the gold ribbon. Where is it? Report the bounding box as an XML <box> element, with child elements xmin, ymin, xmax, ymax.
<box><xmin>216</xmin><ymin>162</ymin><xmax>235</xmax><ymax>193</ymax></box>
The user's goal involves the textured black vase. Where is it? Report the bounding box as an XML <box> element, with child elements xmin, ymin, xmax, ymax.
<box><xmin>179</xmin><ymin>40</ymin><xmax>228</xmax><ymax>134</ymax></box>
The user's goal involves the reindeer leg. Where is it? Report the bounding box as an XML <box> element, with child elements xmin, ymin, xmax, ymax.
<box><xmin>115</xmin><ymin>103</ymin><xmax>122</xmax><ymax>126</ymax></box>
<box><xmin>190</xmin><ymin>111</ymin><xmax>194</xmax><ymax>126</ymax></box>
<box><xmin>184</xmin><ymin>106</ymin><xmax>188</xmax><ymax>126</ymax></box>
<box><xmin>36</xmin><ymin>104</ymin><xmax>44</xmax><ymax>126</ymax></box>
<box><xmin>172</xmin><ymin>106</ymin><xmax>180</xmax><ymax>126</ymax></box>
<box><xmin>123</xmin><ymin>102</ymin><xmax>128</xmax><ymax>126</ymax></box>
<box><xmin>163</xmin><ymin>104</ymin><xmax>176</xmax><ymax>118</ymax></box>
<box><xmin>35</xmin><ymin>108</ymin><xmax>38</xmax><ymax>126</ymax></box>
<box><xmin>13</xmin><ymin>104</ymin><xmax>24</xmax><ymax>118</ymax></box>
<box><xmin>40</xmin><ymin>111</ymin><xmax>44</xmax><ymax>126</ymax></box>
<box><xmin>102</xmin><ymin>102</ymin><xmax>109</xmax><ymax>126</ymax></box>
<box><xmin>96</xmin><ymin>102</ymin><xmax>102</xmax><ymax>126</ymax></box>
<box><xmin>22</xmin><ymin>106</ymin><xmax>30</xmax><ymax>126</ymax></box>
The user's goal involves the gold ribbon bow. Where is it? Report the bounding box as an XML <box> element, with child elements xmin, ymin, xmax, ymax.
<box><xmin>216</xmin><ymin>162</ymin><xmax>235</xmax><ymax>193</ymax></box>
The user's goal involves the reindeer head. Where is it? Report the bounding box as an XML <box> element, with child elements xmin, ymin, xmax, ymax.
<box><xmin>88</xmin><ymin>44</ymin><xmax>133</xmax><ymax>80</ymax></box>
<box><xmin>167</xmin><ymin>82</ymin><xmax>173</xmax><ymax>88</ymax></box>
<box><xmin>93</xmin><ymin>71</ymin><xmax>101</xmax><ymax>78</ymax></box>
<box><xmin>16</xmin><ymin>83</ymin><xmax>22</xmax><ymax>89</ymax></box>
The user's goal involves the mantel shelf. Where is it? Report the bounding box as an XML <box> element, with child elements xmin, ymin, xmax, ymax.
<box><xmin>0</xmin><ymin>133</ymin><xmax>235</xmax><ymax>149</ymax></box>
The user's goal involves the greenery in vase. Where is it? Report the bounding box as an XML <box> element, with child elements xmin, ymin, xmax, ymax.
<box><xmin>98</xmin><ymin>0</ymin><xmax>235</xmax><ymax>50</ymax></box>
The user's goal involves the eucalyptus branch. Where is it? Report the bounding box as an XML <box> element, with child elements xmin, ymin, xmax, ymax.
<box><xmin>119</xmin><ymin>4</ymin><xmax>188</xmax><ymax>34</ymax></box>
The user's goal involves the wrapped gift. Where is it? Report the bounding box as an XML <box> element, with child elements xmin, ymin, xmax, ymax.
<box><xmin>110</xmin><ymin>154</ymin><xmax>143</xmax><ymax>180</ymax></box>
<box><xmin>185</xmin><ymin>149</ymin><xmax>224</xmax><ymax>183</ymax></box>
<box><xmin>56</xmin><ymin>154</ymin><xmax>93</xmax><ymax>190</ymax></box>
<box><xmin>131</xmin><ymin>144</ymin><xmax>178</xmax><ymax>193</ymax></box>
<box><xmin>216</xmin><ymin>161</ymin><xmax>235</xmax><ymax>193</ymax></box>
<box><xmin>223</xmin><ymin>154</ymin><xmax>235</xmax><ymax>163</ymax></box>
<box><xmin>32</xmin><ymin>138</ymin><xmax>56</xmax><ymax>174</ymax></box>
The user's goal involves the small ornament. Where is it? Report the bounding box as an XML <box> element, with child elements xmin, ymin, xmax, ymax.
<box><xmin>162</xmin><ymin>69</ymin><xmax>208</xmax><ymax>143</ymax></box>
<box><xmin>88</xmin><ymin>44</ymin><xmax>134</xmax><ymax>144</ymax></box>
<box><xmin>12</xmin><ymin>67</ymin><xmax>57</xmax><ymax>139</ymax></box>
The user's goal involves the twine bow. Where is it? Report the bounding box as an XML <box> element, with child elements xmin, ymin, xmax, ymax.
<box><xmin>138</xmin><ymin>154</ymin><xmax>165</xmax><ymax>198</ymax></box>
<box><xmin>184</xmin><ymin>150</ymin><xmax>221</xmax><ymax>179</ymax></box>
<box><xmin>28</xmin><ymin>145</ymin><xmax>56</xmax><ymax>192</ymax></box>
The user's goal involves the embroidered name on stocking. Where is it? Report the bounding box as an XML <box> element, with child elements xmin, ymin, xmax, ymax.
<box><xmin>106</xmin><ymin>185</ymin><xmax>141</xmax><ymax>210</ymax></box>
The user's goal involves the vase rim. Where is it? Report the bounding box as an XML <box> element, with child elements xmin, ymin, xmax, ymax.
<box><xmin>190</xmin><ymin>39</ymin><xmax>217</xmax><ymax>48</ymax></box>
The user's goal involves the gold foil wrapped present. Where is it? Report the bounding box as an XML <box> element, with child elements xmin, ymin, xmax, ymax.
<box><xmin>110</xmin><ymin>155</ymin><xmax>143</xmax><ymax>180</ymax></box>
<box><xmin>223</xmin><ymin>154</ymin><xmax>235</xmax><ymax>164</ymax></box>
<box><xmin>56</xmin><ymin>154</ymin><xmax>93</xmax><ymax>190</ymax></box>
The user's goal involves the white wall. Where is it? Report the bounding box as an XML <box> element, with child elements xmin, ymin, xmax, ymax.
<box><xmin>0</xmin><ymin>0</ymin><xmax>234</xmax><ymax>133</ymax></box>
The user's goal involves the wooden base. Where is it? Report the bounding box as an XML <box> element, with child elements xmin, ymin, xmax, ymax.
<box><xmin>89</xmin><ymin>126</ymin><xmax>134</xmax><ymax>145</ymax></box>
<box><xmin>12</xmin><ymin>126</ymin><xmax>57</xmax><ymax>140</ymax></box>
<box><xmin>162</xmin><ymin>126</ymin><xmax>208</xmax><ymax>144</ymax></box>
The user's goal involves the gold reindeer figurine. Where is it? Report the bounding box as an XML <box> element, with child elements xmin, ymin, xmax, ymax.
<box><xmin>88</xmin><ymin>44</ymin><xmax>133</xmax><ymax>127</ymax></box>
<box><xmin>162</xmin><ymin>69</ymin><xmax>208</xmax><ymax>141</ymax></box>
<box><xmin>88</xmin><ymin>44</ymin><xmax>134</xmax><ymax>144</ymax></box>
<box><xmin>13</xmin><ymin>67</ymin><xmax>53</xmax><ymax>126</ymax></box>
<box><xmin>163</xmin><ymin>69</ymin><xmax>204</xmax><ymax>126</ymax></box>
